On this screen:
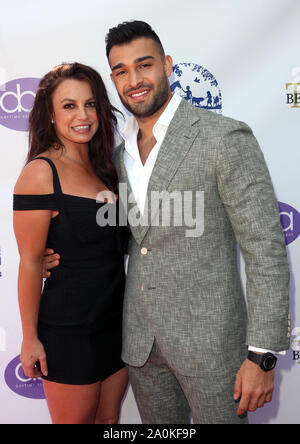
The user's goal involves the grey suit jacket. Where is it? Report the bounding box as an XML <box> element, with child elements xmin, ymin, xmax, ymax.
<box><xmin>113</xmin><ymin>99</ymin><xmax>290</xmax><ymax>377</ymax></box>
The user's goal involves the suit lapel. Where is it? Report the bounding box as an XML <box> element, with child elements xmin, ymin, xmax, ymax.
<box><xmin>118</xmin><ymin>145</ymin><xmax>145</xmax><ymax>242</ymax></box>
<box><xmin>120</xmin><ymin>100</ymin><xmax>202</xmax><ymax>245</ymax></box>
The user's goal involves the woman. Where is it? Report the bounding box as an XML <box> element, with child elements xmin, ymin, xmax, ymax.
<box><xmin>13</xmin><ymin>63</ymin><xmax>128</xmax><ymax>424</ymax></box>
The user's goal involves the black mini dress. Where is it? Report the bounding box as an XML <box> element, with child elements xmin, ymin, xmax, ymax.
<box><xmin>13</xmin><ymin>157</ymin><xmax>128</xmax><ymax>385</ymax></box>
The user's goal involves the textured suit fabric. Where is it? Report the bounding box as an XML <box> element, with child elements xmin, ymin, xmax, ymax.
<box><xmin>113</xmin><ymin>99</ymin><xmax>290</xmax><ymax>381</ymax></box>
<box><xmin>127</xmin><ymin>340</ymin><xmax>248</xmax><ymax>424</ymax></box>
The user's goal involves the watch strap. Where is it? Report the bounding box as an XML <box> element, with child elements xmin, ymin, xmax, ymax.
<box><xmin>247</xmin><ymin>351</ymin><xmax>263</xmax><ymax>366</ymax></box>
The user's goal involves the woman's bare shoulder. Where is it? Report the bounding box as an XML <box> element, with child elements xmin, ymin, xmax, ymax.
<box><xmin>14</xmin><ymin>152</ymin><xmax>55</xmax><ymax>195</ymax></box>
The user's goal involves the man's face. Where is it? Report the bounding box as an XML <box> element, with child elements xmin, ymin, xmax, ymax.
<box><xmin>109</xmin><ymin>37</ymin><xmax>172</xmax><ymax>118</ymax></box>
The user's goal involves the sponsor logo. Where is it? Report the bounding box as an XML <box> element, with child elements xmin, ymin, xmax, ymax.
<box><xmin>278</xmin><ymin>202</ymin><xmax>300</xmax><ymax>245</ymax></box>
<box><xmin>285</xmin><ymin>67</ymin><xmax>300</xmax><ymax>109</ymax></box>
<box><xmin>4</xmin><ymin>355</ymin><xmax>45</xmax><ymax>399</ymax></box>
<box><xmin>170</xmin><ymin>63</ymin><xmax>222</xmax><ymax>113</ymax></box>
<box><xmin>291</xmin><ymin>327</ymin><xmax>300</xmax><ymax>364</ymax></box>
<box><xmin>0</xmin><ymin>77</ymin><xmax>40</xmax><ymax>131</ymax></box>
<box><xmin>286</xmin><ymin>83</ymin><xmax>300</xmax><ymax>108</ymax></box>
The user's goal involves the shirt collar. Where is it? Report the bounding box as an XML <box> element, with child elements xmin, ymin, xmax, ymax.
<box><xmin>120</xmin><ymin>92</ymin><xmax>182</xmax><ymax>142</ymax></box>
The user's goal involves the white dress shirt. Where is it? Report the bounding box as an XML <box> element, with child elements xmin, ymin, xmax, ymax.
<box><xmin>120</xmin><ymin>92</ymin><xmax>182</xmax><ymax>215</ymax></box>
<box><xmin>119</xmin><ymin>93</ymin><xmax>284</xmax><ymax>356</ymax></box>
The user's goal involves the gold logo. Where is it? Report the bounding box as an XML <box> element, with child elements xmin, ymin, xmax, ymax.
<box><xmin>291</xmin><ymin>327</ymin><xmax>300</xmax><ymax>363</ymax></box>
<box><xmin>286</xmin><ymin>83</ymin><xmax>300</xmax><ymax>108</ymax></box>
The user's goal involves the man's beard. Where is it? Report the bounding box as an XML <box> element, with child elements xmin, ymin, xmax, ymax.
<box><xmin>119</xmin><ymin>74</ymin><xmax>170</xmax><ymax>118</ymax></box>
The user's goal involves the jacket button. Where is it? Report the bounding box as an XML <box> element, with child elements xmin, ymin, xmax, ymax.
<box><xmin>141</xmin><ymin>247</ymin><xmax>148</xmax><ymax>255</ymax></box>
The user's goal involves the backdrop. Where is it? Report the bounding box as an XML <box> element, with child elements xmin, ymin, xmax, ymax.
<box><xmin>0</xmin><ymin>0</ymin><xmax>299</xmax><ymax>424</ymax></box>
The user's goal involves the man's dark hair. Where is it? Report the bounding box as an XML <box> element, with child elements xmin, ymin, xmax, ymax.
<box><xmin>105</xmin><ymin>20</ymin><xmax>165</xmax><ymax>59</ymax></box>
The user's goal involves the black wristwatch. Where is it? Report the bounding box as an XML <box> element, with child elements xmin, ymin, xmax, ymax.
<box><xmin>247</xmin><ymin>351</ymin><xmax>277</xmax><ymax>372</ymax></box>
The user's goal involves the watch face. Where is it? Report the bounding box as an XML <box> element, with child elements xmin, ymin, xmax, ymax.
<box><xmin>263</xmin><ymin>355</ymin><xmax>276</xmax><ymax>370</ymax></box>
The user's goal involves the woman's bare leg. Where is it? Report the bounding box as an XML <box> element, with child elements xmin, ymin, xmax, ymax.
<box><xmin>94</xmin><ymin>367</ymin><xmax>129</xmax><ymax>424</ymax></box>
<box><xmin>42</xmin><ymin>379</ymin><xmax>101</xmax><ymax>424</ymax></box>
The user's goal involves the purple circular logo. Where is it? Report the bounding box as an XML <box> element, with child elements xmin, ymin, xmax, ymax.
<box><xmin>4</xmin><ymin>355</ymin><xmax>45</xmax><ymax>399</ymax></box>
<box><xmin>278</xmin><ymin>202</ymin><xmax>300</xmax><ymax>245</ymax></box>
<box><xmin>0</xmin><ymin>78</ymin><xmax>40</xmax><ymax>132</ymax></box>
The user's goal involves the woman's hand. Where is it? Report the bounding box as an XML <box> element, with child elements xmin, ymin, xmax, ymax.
<box><xmin>21</xmin><ymin>338</ymin><xmax>48</xmax><ymax>378</ymax></box>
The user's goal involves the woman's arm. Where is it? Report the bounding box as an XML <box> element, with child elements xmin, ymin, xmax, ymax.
<box><xmin>14</xmin><ymin>211</ymin><xmax>51</xmax><ymax>378</ymax></box>
<box><xmin>13</xmin><ymin>160</ymin><xmax>56</xmax><ymax>378</ymax></box>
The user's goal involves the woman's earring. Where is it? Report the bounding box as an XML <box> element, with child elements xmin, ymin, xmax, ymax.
<box><xmin>51</xmin><ymin>119</ymin><xmax>54</xmax><ymax>124</ymax></box>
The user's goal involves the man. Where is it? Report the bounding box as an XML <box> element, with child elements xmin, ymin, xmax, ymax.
<box><xmin>45</xmin><ymin>21</ymin><xmax>290</xmax><ymax>424</ymax></box>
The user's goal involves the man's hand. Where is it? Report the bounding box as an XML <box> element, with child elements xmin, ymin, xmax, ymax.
<box><xmin>42</xmin><ymin>248</ymin><xmax>60</xmax><ymax>278</ymax></box>
<box><xmin>234</xmin><ymin>357</ymin><xmax>274</xmax><ymax>416</ymax></box>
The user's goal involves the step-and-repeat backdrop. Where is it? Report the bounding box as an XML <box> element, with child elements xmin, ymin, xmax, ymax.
<box><xmin>0</xmin><ymin>0</ymin><xmax>299</xmax><ymax>424</ymax></box>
